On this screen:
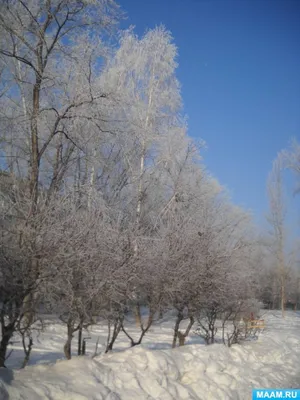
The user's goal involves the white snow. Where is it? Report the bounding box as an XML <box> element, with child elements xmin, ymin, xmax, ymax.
<box><xmin>0</xmin><ymin>311</ymin><xmax>300</xmax><ymax>399</ymax></box>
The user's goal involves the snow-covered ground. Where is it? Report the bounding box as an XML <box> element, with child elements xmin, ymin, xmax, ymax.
<box><xmin>1</xmin><ymin>310</ymin><xmax>300</xmax><ymax>399</ymax></box>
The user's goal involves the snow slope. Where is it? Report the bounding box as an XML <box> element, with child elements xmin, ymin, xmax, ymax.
<box><xmin>1</xmin><ymin>311</ymin><xmax>299</xmax><ymax>400</ymax></box>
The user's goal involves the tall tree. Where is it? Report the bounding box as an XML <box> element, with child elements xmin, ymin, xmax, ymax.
<box><xmin>0</xmin><ymin>0</ymin><xmax>121</xmax><ymax>364</ymax></box>
<box><xmin>267</xmin><ymin>156</ymin><xmax>287</xmax><ymax>317</ymax></box>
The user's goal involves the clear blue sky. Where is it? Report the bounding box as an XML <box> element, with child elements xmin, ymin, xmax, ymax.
<box><xmin>119</xmin><ymin>0</ymin><xmax>300</xmax><ymax>226</ymax></box>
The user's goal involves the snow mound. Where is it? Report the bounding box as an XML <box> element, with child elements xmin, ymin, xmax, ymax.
<box><xmin>1</xmin><ymin>311</ymin><xmax>300</xmax><ymax>399</ymax></box>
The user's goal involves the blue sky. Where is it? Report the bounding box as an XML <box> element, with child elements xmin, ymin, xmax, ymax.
<box><xmin>119</xmin><ymin>0</ymin><xmax>300</xmax><ymax>227</ymax></box>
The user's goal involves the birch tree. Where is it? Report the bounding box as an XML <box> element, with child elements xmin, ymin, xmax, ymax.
<box><xmin>102</xmin><ymin>27</ymin><xmax>181</xmax><ymax>225</ymax></box>
<box><xmin>267</xmin><ymin>156</ymin><xmax>287</xmax><ymax>317</ymax></box>
<box><xmin>98</xmin><ymin>26</ymin><xmax>184</xmax><ymax>324</ymax></box>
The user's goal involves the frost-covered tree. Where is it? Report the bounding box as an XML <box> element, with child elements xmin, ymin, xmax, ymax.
<box><xmin>266</xmin><ymin>156</ymin><xmax>287</xmax><ymax>317</ymax></box>
<box><xmin>281</xmin><ymin>139</ymin><xmax>300</xmax><ymax>192</ymax></box>
<box><xmin>0</xmin><ymin>0</ymin><xmax>122</xmax><ymax>350</ymax></box>
<box><xmin>0</xmin><ymin>0</ymin><xmax>121</xmax><ymax>197</ymax></box>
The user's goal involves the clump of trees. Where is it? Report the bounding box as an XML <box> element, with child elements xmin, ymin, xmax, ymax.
<box><xmin>259</xmin><ymin>139</ymin><xmax>300</xmax><ymax>318</ymax></box>
<box><xmin>1</xmin><ymin>0</ymin><xmax>293</xmax><ymax>368</ymax></box>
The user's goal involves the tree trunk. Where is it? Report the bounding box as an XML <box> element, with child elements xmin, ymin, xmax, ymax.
<box><xmin>271</xmin><ymin>276</ymin><xmax>277</xmax><ymax>310</ymax></box>
<box><xmin>178</xmin><ymin>316</ymin><xmax>194</xmax><ymax>347</ymax></box>
<box><xmin>135</xmin><ymin>303</ymin><xmax>142</xmax><ymax>327</ymax></box>
<box><xmin>21</xmin><ymin>335</ymin><xmax>33</xmax><ymax>369</ymax></box>
<box><xmin>87</xmin><ymin>148</ymin><xmax>97</xmax><ymax>209</ymax></box>
<box><xmin>21</xmin><ymin>79</ymin><xmax>42</xmax><ymax>329</ymax></box>
<box><xmin>26</xmin><ymin>77</ymin><xmax>41</xmax><ymax>323</ymax></box>
<box><xmin>105</xmin><ymin>318</ymin><xmax>123</xmax><ymax>353</ymax></box>
<box><xmin>64</xmin><ymin>336</ymin><xmax>72</xmax><ymax>360</ymax></box>
<box><xmin>29</xmin><ymin>78</ymin><xmax>41</xmax><ymax>206</ymax></box>
<box><xmin>64</xmin><ymin>321</ymin><xmax>74</xmax><ymax>360</ymax></box>
<box><xmin>23</xmin><ymin>290</ymin><xmax>36</xmax><ymax>329</ymax></box>
<box><xmin>159</xmin><ymin>309</ymin><xmax>163</xmax><ymax>319</ymax></box>
<box><xmin>208</xmin><ymin>312</ymin><xmax>217</xmax><ymax>344</ymax></box>
<box><xmin>0</xmin><ymin>323</ymin><xmax>14</xmax><ymax>368</ymax></box>
<box><xmin>281</xmin><ymin>282</ymin><xmax>285</xmax><ymax>318</ymax></box>
<box><xmin>47</xmin><ymin>139</ymin><xmax>63</xmax><ymax>198</ymax></box>
<box><xmin>280</xmin><ymin>248</ymin><xmax>285</xmax><ymax>318</ymax></box>
<box><xmin>78</xmin><ymin>325</ymin><xmax>83</xmax><ymax>356</ymax></box>
<box><xmin>172</xmin><ymin>310</ymin><xmax>183</xmax><ymax>348</ymax></box>
<box><xmin>177</xmin><ymin>331</ymin><xmax>185</xmax><ymax>346</ymax></box>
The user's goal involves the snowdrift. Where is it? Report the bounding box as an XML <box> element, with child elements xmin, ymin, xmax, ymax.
<box><xmin>1</xmin><ymin>311</ymin><xmax>300</xmax><ymax>399</ymax></box>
